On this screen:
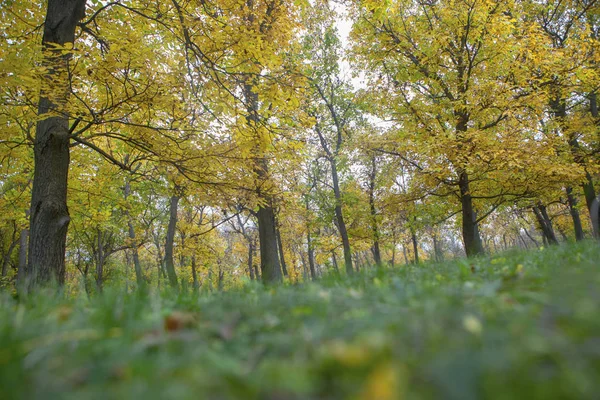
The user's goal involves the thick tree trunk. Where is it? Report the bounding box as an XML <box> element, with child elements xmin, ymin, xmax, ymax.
<box><xmin>566</xmin><ymin>187</ymin><xmax>585</xmax><ymax>241</ymax></box>
<box><xmin>331</xmin><ymin>161</ymin><xmax>353</xmax><ymax>275</ymax></box>
<box><xmin>257</xmin><ymin>205</ymin><xmax>282</xmax><ymax>283</ymax></box>
<box><xmin>27</xmin><ymin>0</ymin><xmax>86</xmax><ymax>288</ymax></box>
<box><xmin>164</xmin><ymin>194</ymin><xmax>180</xmax><ymax>288</ymax></box>
<box><xmin>459</xmin><ymin>171</ymin><xmax>485</xmax><ymax>256</ymax></box>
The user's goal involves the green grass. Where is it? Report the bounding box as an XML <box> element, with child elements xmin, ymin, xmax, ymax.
<box><xmin>1</xmin><ymin>242</ymin><xmax>600</xmax><ymax>399</ymax></box>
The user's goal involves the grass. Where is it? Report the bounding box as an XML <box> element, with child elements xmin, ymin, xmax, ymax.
<box><xmin>1</xmin><ymin>242</ymin><xmax>599</xmax><ymax>399</ymax></box>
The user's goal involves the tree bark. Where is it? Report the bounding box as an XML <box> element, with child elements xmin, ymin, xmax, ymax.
<box><xmin>331</xmin><ymin>161</ymin><xmax>354</xmax><ymax>275</ymax></box>
<box><xmin>411</xmin><ymin>230</ymin><xmax>419</xmax><ymax>264</ymax></box>
<box><xmin>275</xmin><ymin>217</ymin><xmax>288</xmax><ymax>277</ymax></box>
<box><xmin>368</xmin><ymin>156</ymin><xmax>382</xmax><ymax>266</ymax></box>
<box><xmin>17</xmin><ymin>219</ymin><xmax>29</xmax><ymax>287</ymax></box>
<box><xmin>551</xmin><ymin>95</ymin><xmax>591</xmax><ymax>240</ymax></box>
<box><xmin>257</xmin><ymin>205</ymin><xmax>282</xmax><ymax>283</ymax></box>
<box><xmin>27</xmin><ymin>0</ymin><xmax>86</xmax><ymax>288</ymax></box>
<box><xmin>247</xmin><ymin>240</ymin><xmax>255</xmax><ymax>280</ymax></box>
<box><xmin>191</xmin><ymin>255</ymin><xmax>199</xmax><ymax>292</ymax></box>
<box><xmin>304</xmin><ymin>196</ymin><xmax>317</xmax><ymax>280</ymax></box>
<box><xmin>2</xmin><ymin>239</ymin><xmax>18</xmax><ymax>277</ymax></box>
<box><xmin>164</xmin><ymin>194</ymin><xmax>180</xmax><ymax>288</ymax></box>
<box><xmin>331</xmin><ymin>251</ymin><xmax>339</xmax><ymax>273</ymax></box>
<box><xmin>566</xmin><ymin>187</ymin><xmax>585</xmax><ymax>241</ymax></box>
<box><xmin>432</xmin><ymin>232</ymin><xmax>444</xmax><ymax>262</ymax></box>
<box><xmin>243</xmin><ymin>81</ymin><xmax>282</xmax><ymax>284</ymax></box>
<box><xmin>152</xmin><ymin>231</ymin><xmax>166</xmax><ymax>288</ymax></box>
<box><xmin>582</xmin><ymin>170</ymin><xmax>599</xmax><ymax>238</ymax></box>
<box><xmin>95</xmin><ymin>228</ymin><xmax>105</xmax><ymax>291</ymax></box>
<box><xmin>124</xmin><ymin>181</ymin><xmax>144</xmax><ymax>286</ymax></box>
<box><xmin>459</xmin><ymin>171</ymin><xmax>485</xmax><ymax>256</ymax></box>
<box><xmin>254</xmin><ymin>264</ymin><xmax>260</xmax><ymax>281</ymax></box>
<box><xmin>402</xmin><ymin>244</ymin><xmax>409</xmax><ymax>265</ymax></box>
<box><xmin>532</xmin><ymin>204</ymin><xmax>558</xmax><ymax>245</ymax></box>
<box><xmin>307</xmin><ymin>232</ymin><xmax>317</xmax><ymax>280</ymax></box>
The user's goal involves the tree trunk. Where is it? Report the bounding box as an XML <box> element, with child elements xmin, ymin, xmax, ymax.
<box><xmin>164</xmin><ymin>194</ymin><xmax>180</xmax><ymax>288</ymax></box>
<box><xmin>411</xmin><ymin>230</ymin><xmax>419</xmax><ymax>264</ymax></box>
<box><xmin>153</xmin><ymin>232</ymin><xmax>166</xmax><ymax>288</ymax></box>
<box><xmin>243</xmin><ymin>80</ymin><xmax>282</xmax><ymax>284</ymax></box>
<box><xmin>27</xmin><ymin>0</ymin><xmax>87</xmax><ymax>288</ymax></box>
<box><xmin>517</xmin><ymin>231</ymin><xmax>529</xmax><ymax>249</ymax></box>
<box><xmin>532</xmin><ymin>204</ymin><xmax>558</xmax><ymax>245</ymax></box>
<box><xmin>552</xmin><ymin>95</ymin><xmax>594</xmax><ymax>239</ymax></box>
<box><xmin>254</xmin><ymin>264</ymin><xmax>260</xmax><ymax>281</ymax></box>
<box><xmin>368</xmin><ymin>157</ymin><xmax>382</xmax><ymax>266</ymax></box>
<box><xmin>566</xmin><ymin>187</ymin><xmax>585</xmax><ymax>241</ymax></box>
<box><xmin>390</xmin><ymin>229</ymin><xmax>396</xmax><ymax>266</ymax></box>
<box><xmin>247</xmin><ymin>240</ymin><xmax>255</xmax><ymax>280</ymax></box>
<box><xmin>331</xmin><ymin>160</ymin><xmax>353</xmax><ymax>275</ymax></box>
<box><xmin>218</xmin><ymin>266</ymin><xmax>224</xmax><ymax>291</ymax></box>
<box><xmin>331</xmin><ymin>251</ymin><xmax>339</xmax><ymax>273</ymax></box>
<box><xmin>299</xmin><ymin>250</ymin><xmax>308</xmax><ymax>281</ymax></box>
<box><xmin>191</xmin><ymin>255</ymin><xmax>199</xmax><ymax>292</ymax></box>
<box><xmin>257</xmin><ymin>205</ymin><xmax>282</xmax><ymax>283</ymax></box>
<box><xmin>307</xmin><ymin>232</ymin><xmax>317</xmax><ymax>280</ymax></box>
<box><xmin>523</xmin><ymin>228</ymin><xmax>540</xmax><ymax>247</ymax></box>
<box><xmin>353</xmin><ymin>252</ymin><xmax>361</xmax><ymax>272</ymax></box>
<box><xmin>433</xmin><ymin>232</ymin><xmax>444</xmax><ymax>262</ymax></box>
<box><xmin>17</xmin><ymin>220</ymin><xmax>29</xmax><ymax>287</ymax></box>
<box><xmin>95</xmin><ymin>228</ymin><xmax>105</xmax><ymax>291</ymax></box>
<box><xmin>305</xmin><ymin>196</ymin><xmax>317</xmax><ymax>280</ymax></box>
<box><xmin>275</xmin><ymin>217</ymin><xmax>288</xmax><ymax>277</ymax></box>
<box><xmin>124</xmin><ymin>181</ymin><xmax>144</xmax><ymax>286</ymax></box>
<box><xmin>459</xmin><ymin>171</ymin><xmax>485</xmax><ymax>256</ymax></box>
<box><xmin>2</xmin><ymin>239</ymin><xmax>18</xmax><ymax>277</ymax></box>
<box><xmin>582</xmin><ymin>170</ymin><xmax>599</xmax><ymax>238</ymax></box>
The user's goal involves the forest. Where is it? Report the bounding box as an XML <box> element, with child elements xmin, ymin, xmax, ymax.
<box><xmin>1</xmin><ymin>0</ymin><xmax>600</xmax><ymax>399</ymax></box>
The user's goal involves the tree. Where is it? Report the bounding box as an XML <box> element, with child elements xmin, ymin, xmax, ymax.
<box><xmin>26</xmin><ymin>0</ymin><xmax>86</xmax><ymax>288</ymax></box>
<box><xmin>302</xmin><ymin>4</ymin><xmax>360</xmax><ymax>273</ymax></box>
<box><xmin>350</xmin><ymin>0</ymin><xmax>567</xmax><ymax>256</ymax></box>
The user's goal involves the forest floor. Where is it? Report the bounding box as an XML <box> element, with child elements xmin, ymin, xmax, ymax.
<box><xmin>1</xmin><ymin>242</ymin><xmax>600</xmax><ymax>400</ymax></box>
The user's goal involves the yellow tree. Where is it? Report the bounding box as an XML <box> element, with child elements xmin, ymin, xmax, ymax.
<box><xmin>350</xmin><ymin>0</ymin><xmax>563</xmax><ymax>256</ymax></box>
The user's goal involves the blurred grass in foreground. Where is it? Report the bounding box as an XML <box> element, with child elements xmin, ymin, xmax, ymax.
<box><xmin>1</xmin><ymin>242</ymin><xmax>599</xmax><ymax>400</ymax></box>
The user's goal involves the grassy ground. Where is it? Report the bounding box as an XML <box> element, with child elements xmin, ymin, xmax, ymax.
<box><xmin>1</xmin><ymin>242</ymin><xmax>599</xmax><ymax>400</ymax></box>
